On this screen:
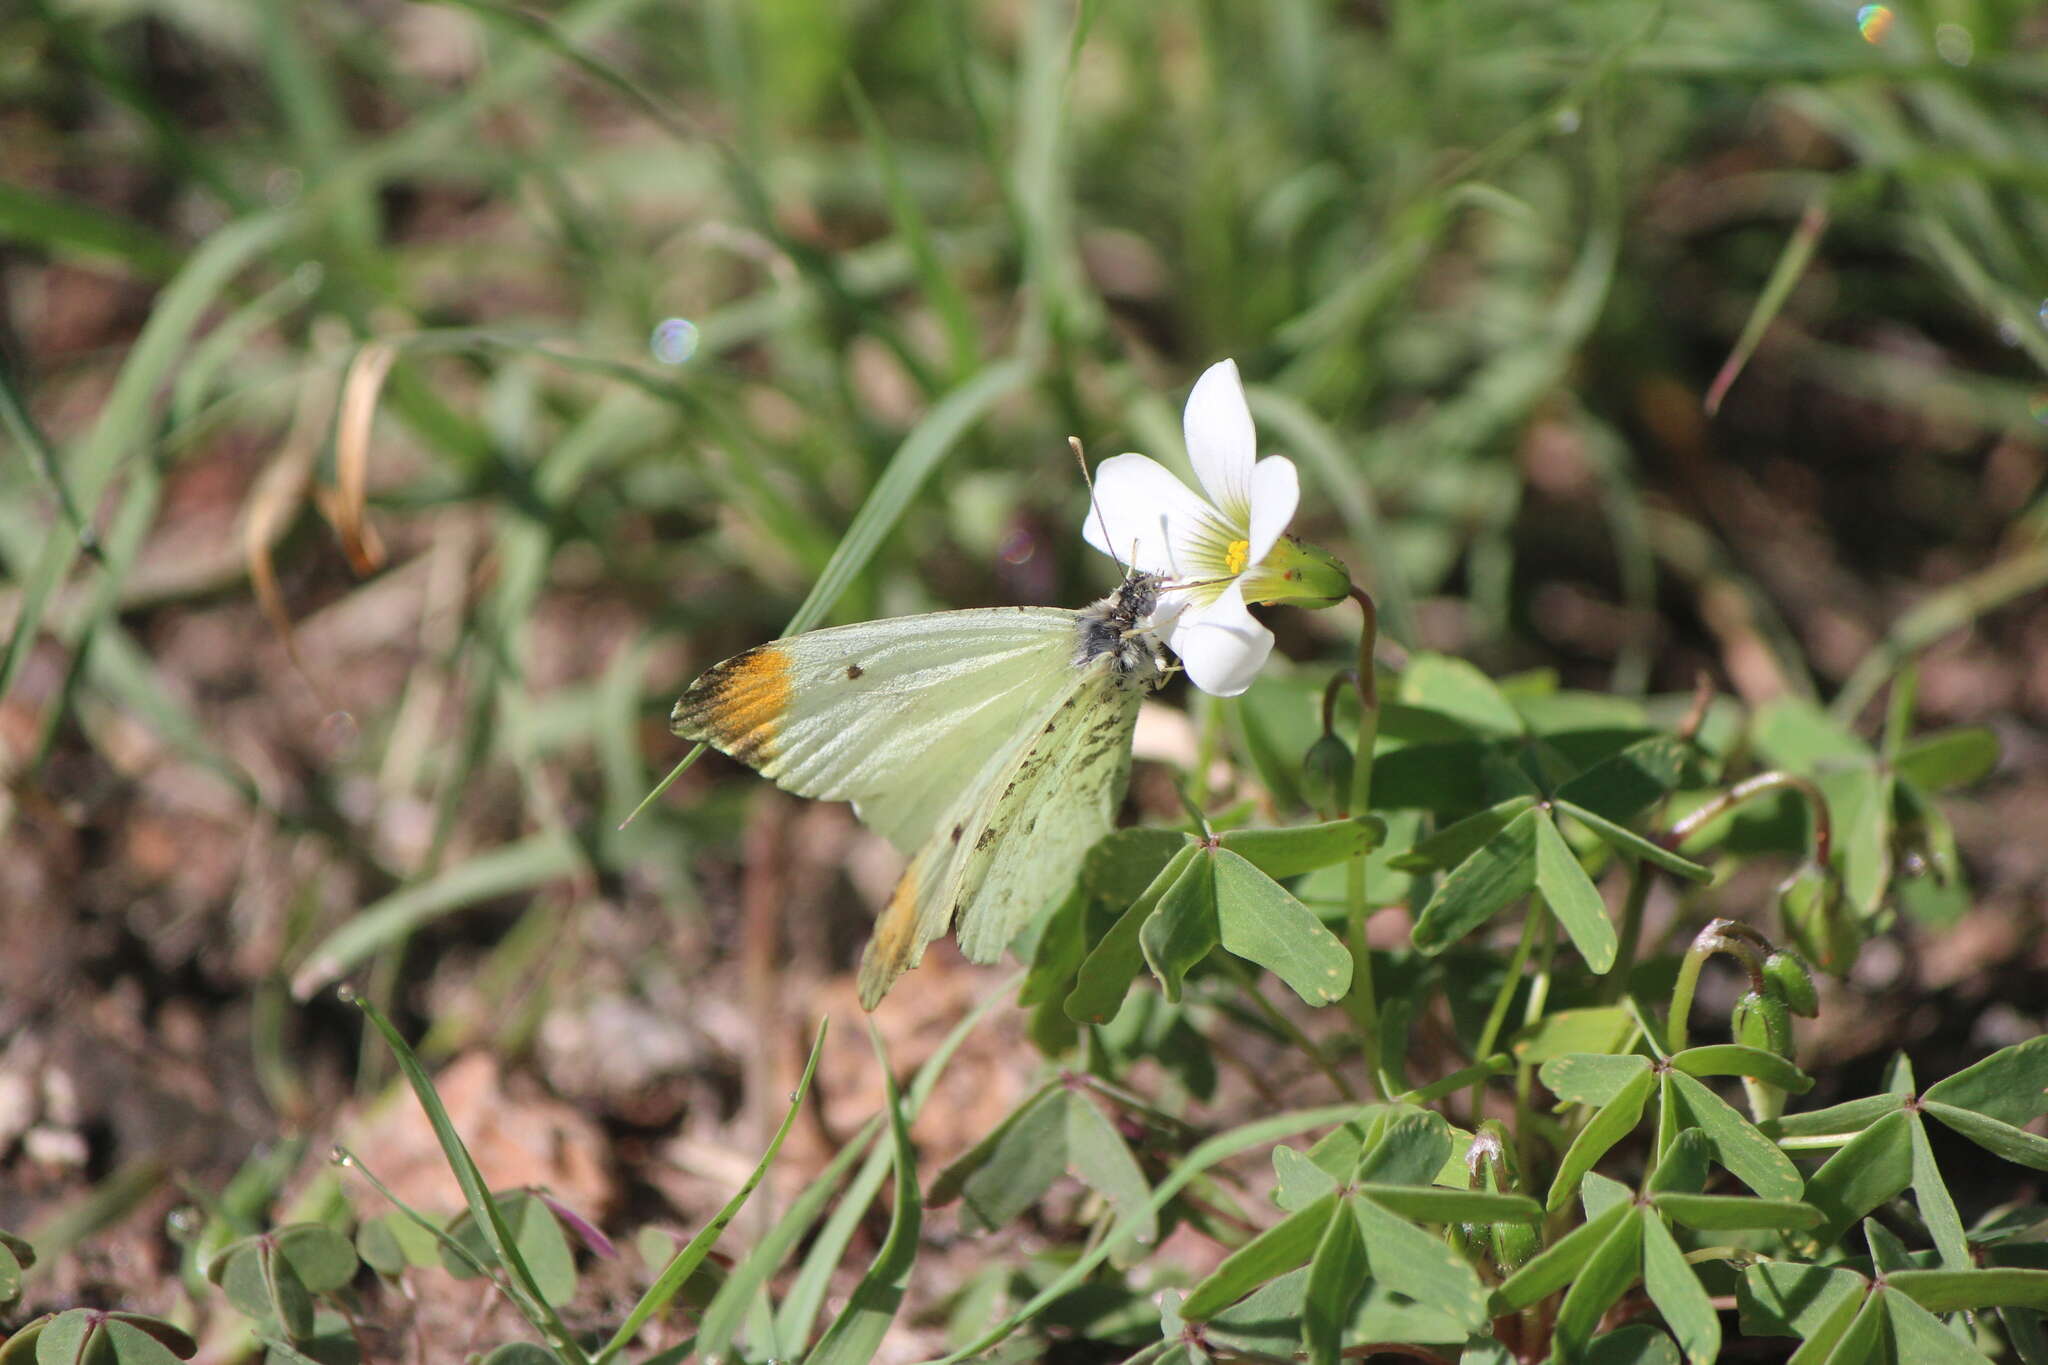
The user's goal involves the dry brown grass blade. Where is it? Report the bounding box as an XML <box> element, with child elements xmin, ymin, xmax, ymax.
<box><xmin>322</xmin><ymin>340</ymin><xmax>397</xmax><ymax>576</ymax></box>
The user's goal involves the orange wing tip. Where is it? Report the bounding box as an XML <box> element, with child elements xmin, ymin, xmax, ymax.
<box><xmin>671</xmin><ymin>643</ymin><xmax>793</xmax><ymax>765</ymax></box>
<box><xmin>856</xmin><ymin>861</ymin><xmax>925</xmax><ymax>1010</ymax></box>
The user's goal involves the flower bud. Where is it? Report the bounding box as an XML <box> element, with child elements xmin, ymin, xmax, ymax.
<box><xmin>1299</xmin><ymin>734</ymin><xmax>1355</xmax><ymax>817</ymax></box>
<box><xmin>1776</xmin><ymin>859</ymin><xmax>1859</xmax><ymax>975</ymax></box>
<box><xmin>1241</xmin><ymin>535</ymin><xmax>1351</xmax><ymax>608</ymax></box>
<box><xmin>1491</xmin><ymin>1219</ymin><xmax>1540</xmax><ymax>1276</ymax></box>
<box><xmin>1732</xmin><ymin>990</ymin><xmax>1792</xmax><ymax>1057</ymax></box>
<box><xmin>1763</xmin><ymin>950</ymin><xmax>1820</xmax><ymax>1018</ymax></box>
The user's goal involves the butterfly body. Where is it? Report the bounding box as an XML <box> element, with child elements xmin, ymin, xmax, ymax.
<box><xmin>674</xmin><ymin>573</ymin><xmax>1169</xmax><ymax>1006</ymax></box>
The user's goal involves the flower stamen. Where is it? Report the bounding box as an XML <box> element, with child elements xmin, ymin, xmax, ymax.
<box><xmin>1224</xmin><ymin>538</ymin><xmax>1251</xmax><ymax>575</ymax></box>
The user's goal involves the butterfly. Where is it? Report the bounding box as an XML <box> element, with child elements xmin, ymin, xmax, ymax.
<box><xmin>672</xmin><ymin>571</ymin><xmax>1171</xmax><ymax>1008</ymax></box>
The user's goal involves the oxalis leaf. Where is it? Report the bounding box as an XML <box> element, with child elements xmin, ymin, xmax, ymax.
<box><xmin>1353</xmin><ymin>1191</ymin><xmax>1489</xmax><ymax>1332</ymax></box>
<box><xmin>1548</xmin><ymin>1065</ymin><xmax>1654</xmax><ymax>1212</ymax></box>
<box><xmin>1924</xmin><ymin>1101</ymin><xmax>2048</xmax><ymax>1172</ymax></box>
<box><xmin>1213</xmin><ymin>848</ymin><xmax>1352</xmax><ymax>1005</ymax></box>
<box><xmin>1492</xmin><ymin>1201</ymin><xmax>1634</xmax><ymax>1313</ymax></box>
<box><xmin>1218</xmin><ymin>817</ymin><xmax>1382</xmax><ymax>879</ymax></box>
<box><xmin>1068</xmin><ymin>844</ymin><xmax>1198</xmax><ymax>1024</ymax></box>
<box><xmin>1410</xmin><ymin>806</ymin><xmax>1539</xmax><ymax>955</ymax></box>
<box><xmin>1065</xmin><ymin>1091</ymin><xmax>1158</xmax><ymax>1263</ymax></box>
<box><xmin>1555</xmin><ymin>734</ymin><xmax>1695</xmax><ymax>824</ymax></box>
<box><xmin>1805</xmin><ymin>1109</ymin><xmax>1914</xmax><ymax>1246</ymax></box>
<box><xmin>1666</xmin><ymin>1070</ymin><xmax>1803</xmax><ymax>1200</ymax></box>
<box><xmin>1552</xmin><ymin>1207</ymin><xmax>1644</xmax><ymax>1362</ymax></box>
<box><xmin>1555</xmin><ymin>797</ymin><xmax>1711</xmax><ymax>883</ymax></box>
<box><xmin>1541</xmin><ymin>1052</ymin><xmax>1650</xmax><ymax>1106</ymax></box>
<box><xmin>1140</xmin><ymin>851</ymin><xmax>1219</xmax><ymax>1002</ymax></box>
<box><xmin>1642</xmin><ymin>1209</ymin><xmax>1720</xmax><ymax>1365</ymax></box>
<box><xmin>1533</xmin><ymin>806</ymin><xmax>1617</xmax><ymax>972</ymax></box>
<box><xmin>1181</xmin><ymin>1194</ymin><xmax>1339</xmax><ymax>1322</ymax></box>
<box><xmin>1921</xmin><ymin>1035</ymin><xmax>2048</xmax><ymax>1128</ymax></box>
<box><xmin>1303</xmin><ymin>1193</ymin><xmax>1369</xmax><ymax>1365</ymax></box>
<box><xmin>928</xmin><ymin>1082</ymin><xmax>1066</xmax><ymax>1231</ymax></box>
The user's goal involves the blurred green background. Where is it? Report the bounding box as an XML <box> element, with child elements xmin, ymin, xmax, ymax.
<box><xmin>3</xmin><ymin>0</ymin><xmax>2047</xmax><ymax>1343</ymax></box>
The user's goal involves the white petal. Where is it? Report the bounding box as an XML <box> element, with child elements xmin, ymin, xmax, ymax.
<box><xmin>1244</xmin><ymin>456</ymin><xmax>1299</xmax><ymax>567</ymax></box>
<box><xmin>1084</xmin><ymin>452</ymin><xmax>1237</xmax><ymax>579</ymax></box>
<box><xmin>1165</xmin><ymin>579</ymin><xmax>1273</xmax><ymax>697</ymax></box>
<box><xmin>1182</xmin><ymin>359</ymin><xmax>1257</xmax><ymax>525</ymax></box>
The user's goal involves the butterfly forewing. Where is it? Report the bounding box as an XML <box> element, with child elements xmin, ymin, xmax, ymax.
<box><xmin>672</xmin><ymin>609</ymin><xmax>1078</xmax><ymax>852</ymax></box>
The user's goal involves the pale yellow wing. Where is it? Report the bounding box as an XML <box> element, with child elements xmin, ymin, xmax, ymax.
<box><xmin>671</xmin><ymin>608</ymin><xmax>1078</xmax><ymax>852</ymax></box>
<box><xmin>856</xmin><ymin>655</ymin><xmax>1144</xmax><ymax>1007</ymax></box>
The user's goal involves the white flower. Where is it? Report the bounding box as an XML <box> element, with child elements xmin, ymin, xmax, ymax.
<box><xmin>1084</xmin><ymin>358</ymin><xmax>1300</xmax><ymax>697</ymax></box>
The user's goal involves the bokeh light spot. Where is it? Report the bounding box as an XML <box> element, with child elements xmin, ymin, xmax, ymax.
<box><xmin>1933</xmin><ymin>23</ymin><xmax>1974</xmax><ymax>66</ymax></box>
<box><xmin>651</xmin><ymin>317</ymin><xmax>700</xmax><ymax>366</ymax></box>
<box><xmin>1855</xmin><ymin>4</ymin><xmax>1894</xmax><ymax>42</ymax></box>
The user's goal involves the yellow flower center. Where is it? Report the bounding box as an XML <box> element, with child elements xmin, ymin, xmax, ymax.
<box><xmin>1225</xmin><ymin>538</ymin><xmax>1251</xmax><ymax>575</ymax></box>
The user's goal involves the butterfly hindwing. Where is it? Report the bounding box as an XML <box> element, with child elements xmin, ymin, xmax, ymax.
<box><xmin>856</xmin><ymin>655</ymin><xmax>1143</xmax><ymax>1007</ymax></box>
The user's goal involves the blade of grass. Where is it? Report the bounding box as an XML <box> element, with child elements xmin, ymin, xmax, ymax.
<box><xmin>0</xmin><ymin>180</ymin><xmax>181</xmax><ymax>279</ymax></box>
<box><xmin>349</xmin><ymin>991</ymin><xmax>588</xmax><ymax>1363</ymax></box>
<box><xmin>2</xmin><ymin>209</ymin><xmax>294</xmax><ymax>701</ymax></box>
<box><xmin>1703</xmin><ymin>193</ymin><xmax>1831</xmax><ymax>416</ymax></box>
<box><xmin>291</xmin><ymin>830</ymin><xmax>583</xmax><ymax>999</ymax></box>
<box><xmin>692</xmin><ymin>1115</ymin><xmax>880</xmax><ymax>1363</ymax></box>
<box><xmin>775</xmin><ymin>975</ymin><xmax>1022</xmax><ymax>1349</ymax></box>
<box><xmin>803</xmin><ymin>1024</ymin><xmax>923</xmax><ymax>1365</ymax></box>
<box><xmin>844</xmin><ymin>74</ymin><xmax>982</xmax><ymax>382</ymax></box>
<box><xmin>0</xmin><ymin>353</ymin><xmax>99</xmax><ymax>557</ymax></box>
<box><xmin>1831</xmin><ymin>542</ymin><xmax>2048</xmax><ymax>722</ymax></box>
<box><xmin>622</xmin><ymin>355</ymin><xmax>1036</xmax><ymax>830</ymax></box>
<box><xmin>1247</xmin><ymin>383</ymin><xmax>1418</xmax><ymax>644</ymax></box>
<box><xmin>591</xmin><ymin>1018</ymin><xmax>828</xmax><ymax>1365</ymax></box>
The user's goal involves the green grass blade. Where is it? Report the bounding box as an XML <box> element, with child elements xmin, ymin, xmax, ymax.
<box><xmin>693</xmin><ymin>1116</ymin><xmax>880</xmax><ymax>1363</ymax></box>
<box><xmin>592</xmin><ymin>1019</ymin><xmax>828</xmax><ymax>1365</ymax></box>
<box><xmin>1703</xmin><ymin>194</ymin><xmax>1831</xmax><ymax>416</ymax></box>
<box><xmin>0</xmin><ymin>180</ymin><xmax>180</xmax><ymax>279</ymax></box>
<box><xmin>349</xmin><ymin>992</ymin><xmax>587</xmax><ymax>1363</ymax></box>
<box><xmin>3</xmin><ymin>210</ymin><xmax>294</xmax><ymax>701</ymax></box>
<box><xmin>774</xmin><ymin>975</ymin><xmax>1023</xmax><ymax>1349</ymax></box>
<box><xmin>783</xmin><ymin>356</ymin><xmax>1034</xmax><ymax>636</ymax></box>
<box><xmin>844</xmin><ymin>75</ymin><xmax>982</xmax><ymax>382</ymax></box>
<box><xmin>291</xmin><ymin>831</ymin><xmax>583</xmax><ymax>999</ymax></box>
<box><xmin>804</xmin><ymin>1024</ymin><xmax>923</xmax><ymax>1364</ymax></box>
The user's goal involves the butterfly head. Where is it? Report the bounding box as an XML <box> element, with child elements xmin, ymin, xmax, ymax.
<box><xmin>1074</xmin><ymin>570</ymin><xmax>1170</xmax><ymax>688</ymax></box>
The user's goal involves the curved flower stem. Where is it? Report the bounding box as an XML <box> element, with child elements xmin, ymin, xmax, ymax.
<box><xmin>1666</xmin><ymin>917</ymin><xmax>1770</xmax><ymax>1053</ymax></box>
<box><xmin>1342</xmin><ymin>587</ymin><xmax>1385</xmax><ymax>1093</ymax></box>
<box><xmin>1667</xmin><ymin>771</ymin><xmax>1832</xmax><ymax>867</ymax></box>
<box><xmin>1321</xmin><ymin>670</ymin><xmax>1354</xmax><ymax>747</ymax></box>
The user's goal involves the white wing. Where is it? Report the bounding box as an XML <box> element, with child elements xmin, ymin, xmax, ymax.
<box><xmin>671</xmin><ymin>608</ymin><xmax>1078</xmax><ymax>852</ymax></box>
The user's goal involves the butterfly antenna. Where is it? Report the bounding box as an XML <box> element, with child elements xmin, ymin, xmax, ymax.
<box><xmin>1159</xmin><ymin>573</ymin><xmax>1235</xmax><ymax>595</ymax></box>
<box><xmin>1070</xmin><ymin>436</ymin><xmax>1126</xmax><ymax>577</ymax></box>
